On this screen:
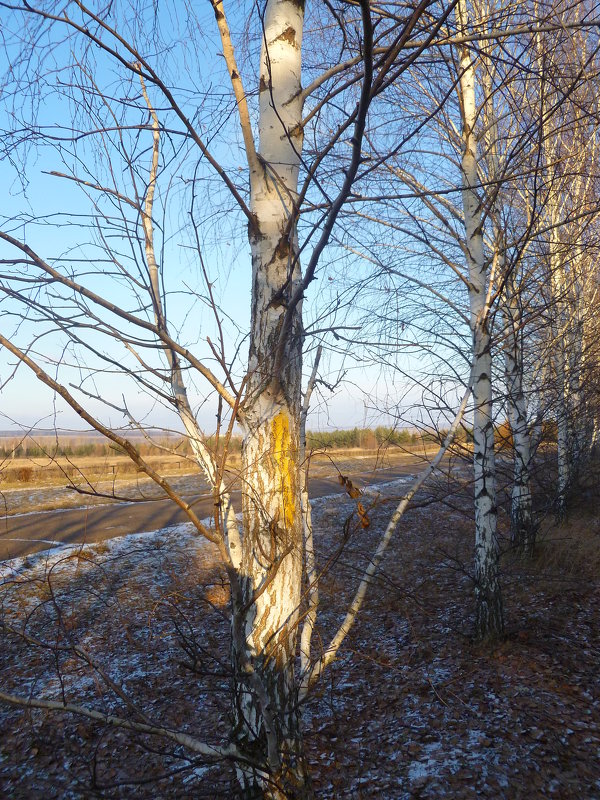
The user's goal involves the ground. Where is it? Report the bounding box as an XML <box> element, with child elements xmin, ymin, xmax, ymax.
<box><xmin>0</xmin><ymin>471</ymin><xmax>599</xmax><ymax>798</ymax></box>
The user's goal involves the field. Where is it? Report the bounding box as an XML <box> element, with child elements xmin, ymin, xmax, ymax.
<box><xmin>0</xmin><ymin>467</ymin><xmax>598</xmax><ymax>798</ymax></box>
<box><xmin>0</xmin><ymin>439</ymin><xmax>444</xmax><ymax>518</ymax></box>
<box><xmin>0</xmin><ymin>426</ymin><xmax>456</xmax><ymax>491</ymax></box>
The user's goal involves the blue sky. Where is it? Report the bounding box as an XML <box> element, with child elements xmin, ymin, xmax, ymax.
<box><xmin>0</xmin><ymin>1</ymin><xmax>471</xmax><ymax>435</ymax></box>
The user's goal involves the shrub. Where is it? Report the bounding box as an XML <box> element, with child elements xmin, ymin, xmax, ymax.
<box><xmin>17</xmin><ymin>467</ymin><xmax>34</xmax><ymax>483</ymax></box>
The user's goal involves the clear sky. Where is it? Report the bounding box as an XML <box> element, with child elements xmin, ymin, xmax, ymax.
<box><xmin>0</xmin><ymin>1</ymin><xmax>470</xmax><ymax>436</ymax></box>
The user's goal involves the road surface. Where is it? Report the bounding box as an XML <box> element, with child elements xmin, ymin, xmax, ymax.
<box><xmin>0</xmin><ymin>461</ymin><xmax>422</xmax><ymax>561</ymax></box>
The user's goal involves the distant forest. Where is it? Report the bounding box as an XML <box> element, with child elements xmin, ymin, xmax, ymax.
<box><xmin>0</xmin><ymin>422</ymin><xmax>562</xmax><ymax>460</ymax></box>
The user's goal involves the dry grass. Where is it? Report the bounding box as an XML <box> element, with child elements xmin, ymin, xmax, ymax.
<box><xmin>0</xmin><ymin>453</ymin><xmax>201</xmax><ymax>489</ymax></box>
<box><xmin>0</xmin><ymin>470</ymin><xmax>599</xmax><ymax>797</ymax></box>
<box><xmin>0</xmin><ymin>445</ymin><xmax>442</xmax><ymax>491</ymax></box>
<box><xmin>530</xmin><ymin>463</ymin><xmax>600</xmax><ymax>581</ymax></box>
<box><xmin>534</xmin><ymin>518</ymin><xmax>600</xmax><ymax>580</ymax></box>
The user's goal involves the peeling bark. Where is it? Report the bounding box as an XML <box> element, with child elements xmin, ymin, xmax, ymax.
<box><xmin>230</xmin><ymin>0</ymin><xmax>311</xmax><ymax>794</ymax></box>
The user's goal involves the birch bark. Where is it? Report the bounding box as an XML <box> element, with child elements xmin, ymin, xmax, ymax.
<box><xmin>480</xmin><ymin>52</ymin><xmax>535</xmax><ymax>554</ymax></box>
<box><xmin>140</xmin><ymin>76</ymin><xmax>242</xmax><ymax>565</ymax></box>
<box><xmin>502</xmin><ymin>275</ymin><xmax>534</xmax><ymax>552</ymax></box>
<box><xmin>229</xmin><ymin>0</ymin><xmax>310</xmax><ymax>795</ymax></box>
<box><xmin>457</xmin><ymin>0</ymin><xmax>504</xmax><ymax>639</ymax></box>
<box><xmin>547</xmin><ymin>199</ymin><xmax>570</xmax><ymax>520</ymax></box>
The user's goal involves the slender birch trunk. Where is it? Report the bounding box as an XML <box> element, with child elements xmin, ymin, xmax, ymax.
<box><xmin>535</xmin><ymin>15</ymin><xmax>575</xmax><ymax>521</ymax></box>
<box><xmin>480</xmin><ymin>52</ymin><xmax>535</xmax><ymax>555</ymax></box>
<box><xmin>502</xmin><ymin>276</ymin><xmax>535</xmax><ymax>553</ymax></box>
<box><xmin>299</xmin><ymin>348</ymin><xmax>321</xmax><ymax>681</ymax></box>
<box><xmin>567</xmin><ymin>307</ymin><xmax>583</xmax><ymax>483</ymax></box>
<box><xmin>457</xmin><ymin>0</ymin><xmax>503</xmax><ymax>639</ymax></box>
<box><xmin>565</xmin><ymin>239</ymin><xmax>591</xmax><ymax>479</ymax></box>
<box><xmin>579</xmin><ymin>304</ymin><xmax>597</xmax><ymax>464</ymax></box>
<box><xmin>229</xmin><ymin>1</ymin><xmax>311</xmax><ymax>795</ymax></box>
<box><xmin>548</xmin><ymin>227</ymin><xmax>570</xmax><ymax>520</ymax></box>
<box><xmin>140</xmin><ymin>76</ymin><xmax>242</xmax><ymax>564</ymax></box>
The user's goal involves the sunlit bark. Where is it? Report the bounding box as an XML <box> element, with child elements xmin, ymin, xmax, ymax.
<box><xmin>480</xmin><ymin>45</ymin><xmax>535</xmax><ymax>555</ymax></box>
<box><xmin>457</xmin><ymin>0</ymin><xmax>504</xmax><ymax>640</ymax></box>
<box><xmin>299</xmin><ymin>347</ymin><xmax>322</xmax><ymax>681</ymax></box>
<box><xmin>230</xmin><ymin>0</ymin><xmax>310</xmax><ymax>794</ymax></box>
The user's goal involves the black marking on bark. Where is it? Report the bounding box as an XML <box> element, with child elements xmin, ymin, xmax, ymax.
<box><xmin>269</xmin><ymin>288</ymin><xmax>287</xmax><ymax>310</ymax></box>
<box><xmin>259</xmin><ymin>75</ymin><xmax>269</xmax><ymax>93</ymax></box>
<box><xmin>275</xmin><ymin>26</ymin><xmax>297</xmax><ymax>45</ymax></box>
<box><xmin>247</xmin><ymin>213</ymin><xmax>262</xmax><ymax>241</ymax></box>
<box><xmin>275</xmin><ymin>235</ymin><xmax>290</xmax><ymax>260</ymax></box>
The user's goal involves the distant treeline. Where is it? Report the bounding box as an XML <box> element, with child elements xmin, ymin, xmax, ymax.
<box><xmin>0</xmin><ymin>421</ymin><xmax>559</xmax><ymax>461</ymax></box>
<box><xmin>0</xmin><ymin>439</ymin><xmax>180</xmax><ymax>459</ymax></box>
<box><xmin>0</xmin><ymin>440</ymin><xmax>108</xmax><ymax>459</ymax></box>
<box><xmin>0</xmin><ymin>428</ymin><xmax>433</xmax><ymax>459</ymax></box>
<box><xmin>306</xmin><ymin>427</ymin><xmax>422</xmax><ymax>450</ymax></box>
<box><xmin>306</xmin><ymin>421</ymin><xmax>561</xmax><ymax>451</ymax></box>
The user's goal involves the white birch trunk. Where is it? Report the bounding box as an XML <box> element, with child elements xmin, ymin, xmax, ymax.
<box><xmin>567</xmin><ymin>316</ymin><xmax>583</xmax><ymax>481</ymax></box>
<box><xmin>536</xmin><ymin>20</ymin><xmax>575</xmax><ymax>521</ymax></box>
<box><xmin>502</xmin><ymin>278</ymin><xmax>535</xmax><ymax>553</ymax></box>
<box><xmin>579</xmin><ymin>309</ymin><xmax>597</xmax><ymax>463</ymax></box>
<box><xmin>140</xmin><ymin>76</ymin><xmax>243</xmax><ymax>563</ymax></box>
<box><xmin>592</xmin><ymin>416</ymin><xmax>600</xmax><ymax>457</ymax></box>
<box><xmin>549</xmin><ymin>233</ymin><xmax>570</xmax><ymax>520</ymax></box>
<box><xmin>299</xmin><ymin>348</ymin><xmax>321</xmax><ymax>680</ymax></box>
<box><xmin>480</xmin><ymin>52</ymin><xmax>535</xmax><ymax>556</ymax></box>
<box><xmin>566</xmin><ymin>244</ymin><xmax>588</xmax><ymax>479</ymax></box>
<box><xmin>457</xmin><ymin>0</ymin><xmax>503</xmax><ymax>639</ymax></box>
<box><xmin>230</xmin><ymin>1</ymin><xmax>311</xmax><ymax>795</ymax></box>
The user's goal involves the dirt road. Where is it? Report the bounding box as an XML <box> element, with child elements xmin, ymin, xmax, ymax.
<box><xmin>0</xmin><ymin>461</ymin><xmax>422</xmax><ymax>561</ymax></box>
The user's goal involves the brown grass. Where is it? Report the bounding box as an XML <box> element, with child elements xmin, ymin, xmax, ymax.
<box><xmin>0</xmin><ymin>446</ymin><xmax>435</xmax><ymax>492</ymax></box>
<box><xmin>1</xmin><ymin>463</ymin><xmax>599</xmax><ymax>797</ymax></box>
<box><xmin>531</xmin><ymin>466</ymin><xmax>600</xmax><ymax>581</ymax></box>
<box><xmin>0</xmin><ymin>453</ymin><xmax>201</xmax><ymax>488</ymax></box>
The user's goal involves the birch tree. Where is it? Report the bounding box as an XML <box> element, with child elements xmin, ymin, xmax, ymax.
<box><xmin>340</xmin><ymin>0</ymin><xmax>512</xmax><ymax>637</ymax></box>
<box><xmin>343</xmin><ymin>0</ymin><xmax>600</xmax><ymax>632</ymax></box>
<box><xmin>453</xmin><ymin>0</ymin><xmax>505</xmax><ymax>637</ymax></box>
<box><xmin>0</xmin><ymin>0</ymin><xmax>438</xmax><ymax>796</ymax></box>
<box><xmin>526</xmin><ymin>7</ymin><xmax>600</xmax><ymax>517</ymax></box>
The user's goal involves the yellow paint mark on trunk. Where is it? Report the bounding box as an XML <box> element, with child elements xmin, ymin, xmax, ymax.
<box><xmin>272</xmin><ymin>409</ymin><xmax>295</xmax><ymax>529</ymax></box>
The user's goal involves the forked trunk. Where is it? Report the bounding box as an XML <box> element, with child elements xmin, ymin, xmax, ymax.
<box><xmin>480</xmin><ymin>41</ymin><xmax>534</xmax><ymax>557</ymax></box>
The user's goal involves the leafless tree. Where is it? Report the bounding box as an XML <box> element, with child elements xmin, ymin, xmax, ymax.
<box><xmin>0</xmin><ymin>0</ymin><xmax>451</xmax><ymax>796</ymax></box>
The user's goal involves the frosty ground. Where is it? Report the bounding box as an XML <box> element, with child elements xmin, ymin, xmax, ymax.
<box><xmin>0</xmin><ymin>474</ymin><xmax>598</xmax><ymax>798</ymax></box>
